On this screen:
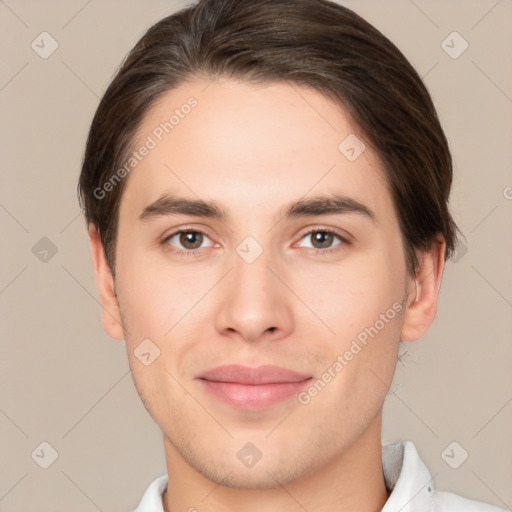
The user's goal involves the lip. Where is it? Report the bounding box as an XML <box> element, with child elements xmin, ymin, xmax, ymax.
<box><xmin>196</xmin><ymin>365</ymin><xmax>312</xmax><ymax>410</ymax></box>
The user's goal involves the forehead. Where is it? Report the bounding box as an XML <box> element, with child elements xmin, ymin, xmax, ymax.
<box><xmin>120</xmin><ymin>77</ymin><xmax>393</xmax><ymax>222</ymax></box>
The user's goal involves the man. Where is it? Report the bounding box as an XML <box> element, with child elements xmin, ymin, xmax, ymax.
<box><xmin>78</xmin><ymin>0</ymin><xmax>506</xmax><ymax>510</ymax></box>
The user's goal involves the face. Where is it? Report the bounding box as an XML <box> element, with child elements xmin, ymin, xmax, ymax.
<box><xmin>92</xmin><ymin>77</ymin><xmax>440</xmax><ymax>489</ymax></box>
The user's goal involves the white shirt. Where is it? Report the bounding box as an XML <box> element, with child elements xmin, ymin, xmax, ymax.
<box><xmin>132</xmin><ymin>440</ymin><xmax>507</xmax><ymax>511</ymax></box>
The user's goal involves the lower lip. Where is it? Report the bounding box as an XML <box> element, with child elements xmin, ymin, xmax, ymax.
<box><xmin>199</xmin><ymin>379</ymin><xmax>312</xmax><ymax>410</ymax></box>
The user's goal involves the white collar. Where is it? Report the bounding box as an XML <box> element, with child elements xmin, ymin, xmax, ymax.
<box><xmin>132</xmin><ymin>440</ymin><xmax>504</xmax><ymax>512</ymax></box>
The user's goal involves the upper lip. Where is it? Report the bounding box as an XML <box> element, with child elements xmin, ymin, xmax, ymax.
<box><xmin>197</xmin><ymin>365</ymin><xmax>312</xmax><ymax>385</ymax></box>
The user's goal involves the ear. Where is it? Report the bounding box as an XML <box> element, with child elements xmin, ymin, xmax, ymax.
<box><xmin>88</xmin><ymin>225</ymin><xmax>124</xmax><ymax>340</ymax></box>
<box><xmin>401</xmin><ymin>238</ymin><xmax>446</xmax><ymax>342</ymax></box>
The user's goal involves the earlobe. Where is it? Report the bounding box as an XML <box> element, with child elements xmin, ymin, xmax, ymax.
<box><xmin>88</xmin><ymin>225</ymin><xmax>125</xmax><ymax>341</ymax></box>
<box><xmin>401</xmin><ymin>239</ymin><xmax>446</xmax><ymax>342</ymax></box>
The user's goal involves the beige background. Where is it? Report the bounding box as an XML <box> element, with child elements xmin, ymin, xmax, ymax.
<box><xmin>1</xmin><ymin>0</ymin><xmax>511</xmax><ymax>510</ymax></box>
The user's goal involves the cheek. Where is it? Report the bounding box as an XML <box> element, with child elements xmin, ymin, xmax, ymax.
<box><xmin>114</xmin><ymin>246</ymin><xmax>220</xmax><ymax>387</ymax></box>
<box><xmin>114</xmin><ymin>244</ymin><xmax>183</xmax><ymax>339</ymax></box>
<box><xmin>116</xmin><ymin>260</ymin><xmax>194</xmax><ymax>419</ymax></box>
<box><xmin>293</xmin><ymin>253</ymin><xmax>405</xmax><ymax>340</ymax></box>
<box><xmin>291</xmin><ymin>248</ymin><xmax>406</xmax><ymax>401</ymax></box>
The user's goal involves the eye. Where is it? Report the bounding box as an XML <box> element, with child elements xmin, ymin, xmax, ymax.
<box><xmin>297</xmin><ymin>229</ymin><xmax>346</xmax><ymax>252</ymax></box>
<box><xmin>164</xmin><ymin>230</ymin><xmax>216</xmax><ymax>253</ymax></box>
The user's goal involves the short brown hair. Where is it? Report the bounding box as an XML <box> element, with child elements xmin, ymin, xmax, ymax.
<box><xmin>78</xmin><ymin>0</ymin><xmax>458</xmax><ymax>276</ymax></box>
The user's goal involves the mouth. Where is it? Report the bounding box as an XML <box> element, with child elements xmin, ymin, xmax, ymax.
<box><xmin>196</xmin><ymin>365</ymin><xmax>313</xmax><ymax>411</ymax></box>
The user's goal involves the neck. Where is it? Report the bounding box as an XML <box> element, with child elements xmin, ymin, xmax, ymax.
<box><xmin>163</xmin><ymin>414</ymin><xmax>389</xmax><ymax>512</ymax></box>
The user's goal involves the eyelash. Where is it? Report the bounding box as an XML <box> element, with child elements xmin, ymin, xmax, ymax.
<box><xmin>297</xmin><ymin>228</ymin><xmax>348</xmax><ymax>254</ymax></box>
<box><xmin>161</xmin><ymin>227</ymin><xmax>350</xmax><ymax>256</ymax></box>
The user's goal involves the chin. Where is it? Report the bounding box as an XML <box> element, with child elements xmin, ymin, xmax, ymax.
<box><xmin>200</xmin><ymin>466</ymin><xmax>292</xmax><ymax>490</ymax></box>
<box><xmin>191</xmin><ymin>451</ymin><xmax>318</xmax><ymax>490</ymax></box>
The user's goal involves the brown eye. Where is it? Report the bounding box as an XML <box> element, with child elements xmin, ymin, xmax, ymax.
<box><xmin>310</xmin><ymin>231</ymin><xmax>335</xmax><ymax>249</ymax></box>
<box><xmin>297</xmin><ymin>229</ymin><xmax>344</xmax><ymax>251</ymax></box>
<box><xmin>179</xmin><ymin>231</ymin><xmax>204</xmax><ymax>249</ymax></box>
<box><xmin>165</xmin><ymin>230</ymin><xmax>215</xmax><ymax>252</ymax></box>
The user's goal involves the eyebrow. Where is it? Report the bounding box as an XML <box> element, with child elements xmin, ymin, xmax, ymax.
<box><xmin>139</xmin><ymin>193</ymin><xmax>376</xmax><ymax>223</ymax></box>
<box><xmin>139</xmin><ymin>195</ymin><xmax>227</xmax><ymax>222</ymax></box>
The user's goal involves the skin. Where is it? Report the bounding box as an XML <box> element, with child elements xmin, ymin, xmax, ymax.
<box><xmin>89</xmin><ymin>77</ymin><xmax>445</xmax><ymax>512</ymax></box>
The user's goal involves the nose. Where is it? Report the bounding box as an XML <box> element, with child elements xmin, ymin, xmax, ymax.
<box><xmin>214</xmin><ymin>247</ymin><xmax>294</xmax><ymax>344</ymax></box>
